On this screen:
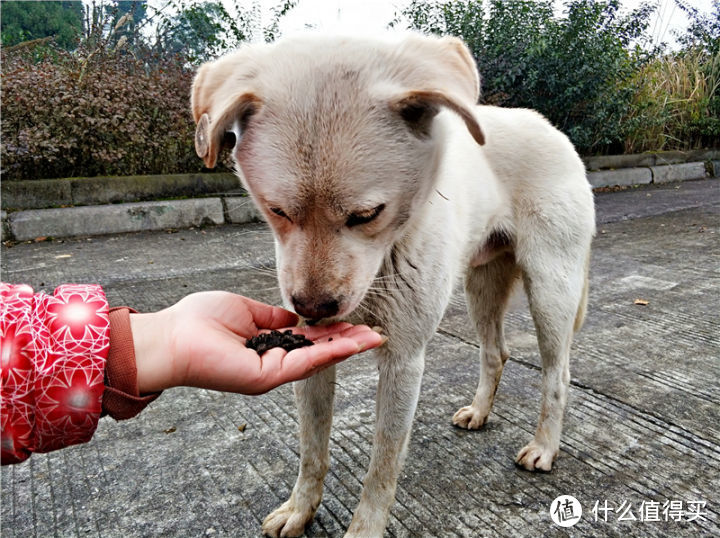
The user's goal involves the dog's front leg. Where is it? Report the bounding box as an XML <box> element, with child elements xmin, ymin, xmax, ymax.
<box><xmin>346</xmin><ymin>346</ymin><xmax>425</xmax><ymax>537</ymax></box>
<box><xmin>263</xmin><ymin>365</ymin><xmax>336</xmax><ymax>538</ymax></box>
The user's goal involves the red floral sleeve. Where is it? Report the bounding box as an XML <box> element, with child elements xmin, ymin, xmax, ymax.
<box><xmin>1</xmin><ymin>283</ymin><xmax>110</xmax><ymax>464</ymax></box>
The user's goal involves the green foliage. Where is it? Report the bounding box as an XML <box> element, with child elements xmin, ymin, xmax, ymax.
<box><xmin>622</xmin><ymin>1</ymin><xmax>720</xmax><ymax>152</ymax></box>
<box><xmin>395</xmin><ymin>0</ymin><xmax>656</xmax><ymax>154</ymax></box>
<box><xmin>675</xmin><ymin>0</ymin><xmax>720</xmax><ymax>55</ymax></box>
<box><xmin>3</xmin><ymin>0</ymin><xmax>715</xmax><ymax>182</ymax></box>
<box><xmin>151</xmin><ymin>0</ymin><xmax>298</xmax><ymax>62</ymax></box>
<box><xmin>153</xmin><ymin>1</ymin><xmax>249</xmax><ymax>63</ymax></box>
<box><xmin>1</xmin><ymin>1</ymin><xmax>83</xmax><ymax>50</ymax></box>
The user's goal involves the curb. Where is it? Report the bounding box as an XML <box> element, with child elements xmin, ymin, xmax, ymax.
<box><xmin>2</xmin><ymin>159</ymin><xmax>718</xmax><ymax>242</ymax></box>
<box><xmin>582</xmin><ymin>148</ymin><xmax>719</xmax><ymax>171</ymax></box>
<box><xmin>587</xmin><ymin>161</ymin><xmax>714</xmax><ymax>188</ymax></box>
<box><xmin>0</xmin><ymin>172</ymin><xmax>242</xmax><ymax>211</ymax></box>
<box><xmin>4</xmin><ymin>197</ymin><xmax>264</xmax><ymax>242</ymax></box>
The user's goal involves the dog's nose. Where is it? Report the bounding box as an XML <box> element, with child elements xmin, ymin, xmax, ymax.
<box><xmin>291</xmin><ymin>294</ymin><xmax>340</xmax><ymax>321</ymax></box>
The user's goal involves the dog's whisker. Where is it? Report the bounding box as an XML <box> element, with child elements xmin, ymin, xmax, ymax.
<box><xmin>248</xmin><ymin>267</ymin><xmax>277</xmax><ymax>274</ymax></box>
<box><xmin>233</xmin><ymin>230</ymin><xmax>274</xmax><ymax>236</ymax></box>
<box><xmin>372</xmin><ymin>274</ymin><xmax>403</xmax><ymax>281</ymax></box>
<box><xmin>366</xmin><ymin>286</ymin><xmax>401</xmax><ymax>293</ymax></box>
<box><xmin>233</xmin><ymin>262</ymin><xmax>277</xmax><ymax>273</ymax></box>
<box><xmin>354</xmin><ymin>301</ymin><xmax>382</xmax><ymax>322</ymax></box>
<box><xmin>244</xmin><ymin>286</ymin><xmax>281</xmax><ymax>293</ymax></box>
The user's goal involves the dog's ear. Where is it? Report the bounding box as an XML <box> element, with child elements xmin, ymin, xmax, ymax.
<box><xmin>390</xmin><ymin>89</ymin><xmax>484</xmax><ymax>145</ymax></box>
<box><xmin>191</xmin><ymin>53</ymin><xmax>263</xmax><ymax>168</ymax></box>
<box><xmin>434</xmin><ymin>36</ymin><xmax>481</xmax><ymax>103</ymax></box>
<box><xmin>194</xmin><ymin>92</ymin><xmax>261</xmax><ymax>169</ymax></box>
<box><xmin>390</xmin><ymin>35</ymin><xmax>484</xmax><ymax>145</ymax></box>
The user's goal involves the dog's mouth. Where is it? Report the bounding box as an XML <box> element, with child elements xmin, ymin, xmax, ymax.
<box><xmin>303</xmin><ymin>317</ymin><xmax>335</xmax><ymax>327</ymax></box>
<box><xmin>291</xmin><ymin>290</ymin><xmax>366</xmax><ymax>326</ymax></box>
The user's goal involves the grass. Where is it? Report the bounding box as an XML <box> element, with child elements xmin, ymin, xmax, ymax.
<box><xmin>623</xmin><ymin>47</ymin><xmax>720</xmax><ymax>153</ymax></box>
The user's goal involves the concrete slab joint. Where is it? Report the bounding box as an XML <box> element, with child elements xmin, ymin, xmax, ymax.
<box><xmin>651</xmin><ymin>162</ymin><xmax>707</xmax><ymax>184</ymax></box>
<box><xmin>0</xmin><ymin>210</ymin><xmax>10</xmax><ymax>242</ymax></box>
<box><xmin>711</xmin><ymin>160</ymin><xmax>720</xmax><ymax>178</ymax></box>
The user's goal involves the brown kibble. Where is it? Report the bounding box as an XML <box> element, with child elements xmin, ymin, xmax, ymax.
<box><xmin>237</xmin><ymin>424</ymin><xmax>247</xmax><ymax>432</ymax></box>
<box><xmin>246</xmin><ymin>330</ymin><xmax>314</xmax><ymax>355</ymax></box>
<box><xmin>634</xmin><ymin>298</ymin><xmax>649</xmax><ymax>306</ymax></box>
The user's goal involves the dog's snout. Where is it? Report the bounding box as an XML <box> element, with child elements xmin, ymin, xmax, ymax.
<box><xmin>291</xmin><ymin>294</ymin><xmax>340</xmax><ymax>321</ymax></box>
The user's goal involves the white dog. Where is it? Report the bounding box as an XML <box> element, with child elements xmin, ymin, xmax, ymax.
<box><xmin>191</xmin><ymin>33</ymin><xmax>595</xmax><ymax>537</ymax></box>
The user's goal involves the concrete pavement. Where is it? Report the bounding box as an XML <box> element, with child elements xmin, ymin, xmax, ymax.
<box><xmin>1</xmin><ymin>178</ymin><xmax>718</xmax><ymax>537</ymax></box>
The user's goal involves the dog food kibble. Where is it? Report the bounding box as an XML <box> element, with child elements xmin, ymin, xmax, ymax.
<box><xmin>246</xmin><ymin>329</ymin><xmax>315</xmax><ymax>355</ymax></box>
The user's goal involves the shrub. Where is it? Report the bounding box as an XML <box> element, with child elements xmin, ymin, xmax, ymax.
<box><xmin>393</xmin><ymin>0</ymin><xmax>656</xmax><ymax>154</ymax></box>
<box><xmin>1</xmin><ymin>44</ymin><xmax>202</xmax><ymax>180</ymax></box>
<box><xmin>0</xmin><ymin>0</ymin><xmax>298</xmax><ymax>180</ymax></box>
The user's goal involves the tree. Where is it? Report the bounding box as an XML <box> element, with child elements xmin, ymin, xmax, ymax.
<box><xmin>152</xmin><ymin>0</ymin><xmax>297</xmax><ymax>63</ymax></box>
<box><xmin>112</xmin><ymin>1</ymin><xmax>149</xmax><ymax>52</ymax></box>
<box><xmin>393</xmin><ymin>0</ymin><xmax>655</xmax><ymax>154</ymax></box>
<box><xmin>1</xmin><ymin>1</ymin><xmax>83</xmax><ymax>50</ymax></box>
<box><xmin>675</xmin><ymin>0</ymin><xmax>720</xmax><ymax>55</ymax></box>
<box><xmin>154</xmin><ymin>1</ymin><xmax>248</xmax><ymax>62</ymax></box>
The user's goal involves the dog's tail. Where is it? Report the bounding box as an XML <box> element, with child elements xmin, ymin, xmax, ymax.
<box><xmin>573</xmin><ymin>251</ymin><xmax>590</xmax><ymax>332</ymax></box>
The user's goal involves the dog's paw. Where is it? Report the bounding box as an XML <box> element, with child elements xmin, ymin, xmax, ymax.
<box><xmin>452</xmin><ymin>405</ymin><xmax>489</xmax><ymax>430</ymax></box>
<box><xmin>515</xmin><ymin>440</ymin><xmax>557</xmax><ymax>472</ymax></box>
<box><xmin>262</xmin><ymin>499</ymin><xmax>315</xmax><ymax>538</ymax></box>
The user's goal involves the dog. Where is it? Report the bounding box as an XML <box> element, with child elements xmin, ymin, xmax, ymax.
<box><xmin>191</xmin><ymin>33</ymin><xmax>595</xmax><ymax>537</ymax></box>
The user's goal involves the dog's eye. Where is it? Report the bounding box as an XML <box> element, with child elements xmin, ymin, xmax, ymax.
<box><xmin>346</xmin><ymin>204</ymin><xmax>385</xmax><ymax>228</ymax></box>
<box><xmin>270</xmin><ymin>207</ymin><xmax>291</xmax><ymax>222</ymax></box>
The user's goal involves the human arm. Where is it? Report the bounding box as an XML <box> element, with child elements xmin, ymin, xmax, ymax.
<box><xmin>130</xmin><ymin>291</ymin><xmax>384</xmax><ymax>395</ymax></box>
<box><xmin>1</xmin><ymin>283</ymin><xmax>110</xmax><ymax>464</ymax></box>
<box><xmin>1</xmin><ymin>285</ymin><xmax>383</xmax><ymax>464</ymax></box>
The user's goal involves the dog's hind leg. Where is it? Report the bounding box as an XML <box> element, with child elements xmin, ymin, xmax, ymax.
<box><xmin>345</xmin><ymin>346</ymin><xmax>425</xmax><ymax>537</ymax></box>
<box><xmin>453</xmin><ymin>253</ymin><xmax>520</xmax><ymax>429</ymax></box>
<box><xmin>514</xmin><ymin>244</ymin><xmax>588</xmax><ymax>472</ymax></box>
<box><xmin>262</xmin><ymin>365</ymin><xmax>336</xmax><ymax>538</ymax></box>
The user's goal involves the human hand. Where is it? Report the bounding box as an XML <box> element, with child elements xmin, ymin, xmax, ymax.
<box><xmin>130</xmin><ymin>291</ymin><xmax>384</xmax><ymax>395</ymax></box>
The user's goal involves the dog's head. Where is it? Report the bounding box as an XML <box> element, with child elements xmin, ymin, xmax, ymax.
<box><xmin>192</xmin><ymin>34</ymin><xmax>484</xmax><ymax>322</ymax></box>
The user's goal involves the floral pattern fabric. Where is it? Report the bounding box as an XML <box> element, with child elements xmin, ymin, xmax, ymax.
<box><xmin>1</xmin><ymin>283</ymin><xmax>110</xmax><ymax>464</ymax></box>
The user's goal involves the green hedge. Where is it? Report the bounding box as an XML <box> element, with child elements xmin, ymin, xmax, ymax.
<box><xmin>2</xmin><ymin>0</ymin><xmax>718</xmax><ymax>180</ymax></box>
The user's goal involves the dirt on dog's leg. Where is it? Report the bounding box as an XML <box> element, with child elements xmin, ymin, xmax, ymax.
<box><xmin>453</xmin><ymin>254</ymin><xmax>519</xmax><ymax>429</ymax></box>
<box><xmin>345</xmin><ymin>348</ymin><xmax>425</xmax><ymax>537</ymax></box>
<box><xmin>262</xmin><ymin>365</ymin><xmax>336</xmax><ymax>537</ymax></box>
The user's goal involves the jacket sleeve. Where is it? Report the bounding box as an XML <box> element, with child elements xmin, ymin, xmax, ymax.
<box><xmin>1</xmin><ymin>283</ymin><xmax>110</xmax><ymax>464</ymax></box>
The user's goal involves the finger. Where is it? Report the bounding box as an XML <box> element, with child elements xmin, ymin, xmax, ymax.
<box><xmin>303</xmin><ymin>324</ymin><xmax>382</xmax><ymax>343</ymax></box>
<box><xmin>231</xmin><ymin>330</ymin><xmax>385</xmax><ymax>394</ymax></box>
<box><xmin>240</xmin><ymin>297</ymin><xmax>299</xmax><ymax>331</ymax></box>
<box><xmin>288</xmin><ymin>330</ymin><xmax>384</xmax><ymax>370</ymax></box>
